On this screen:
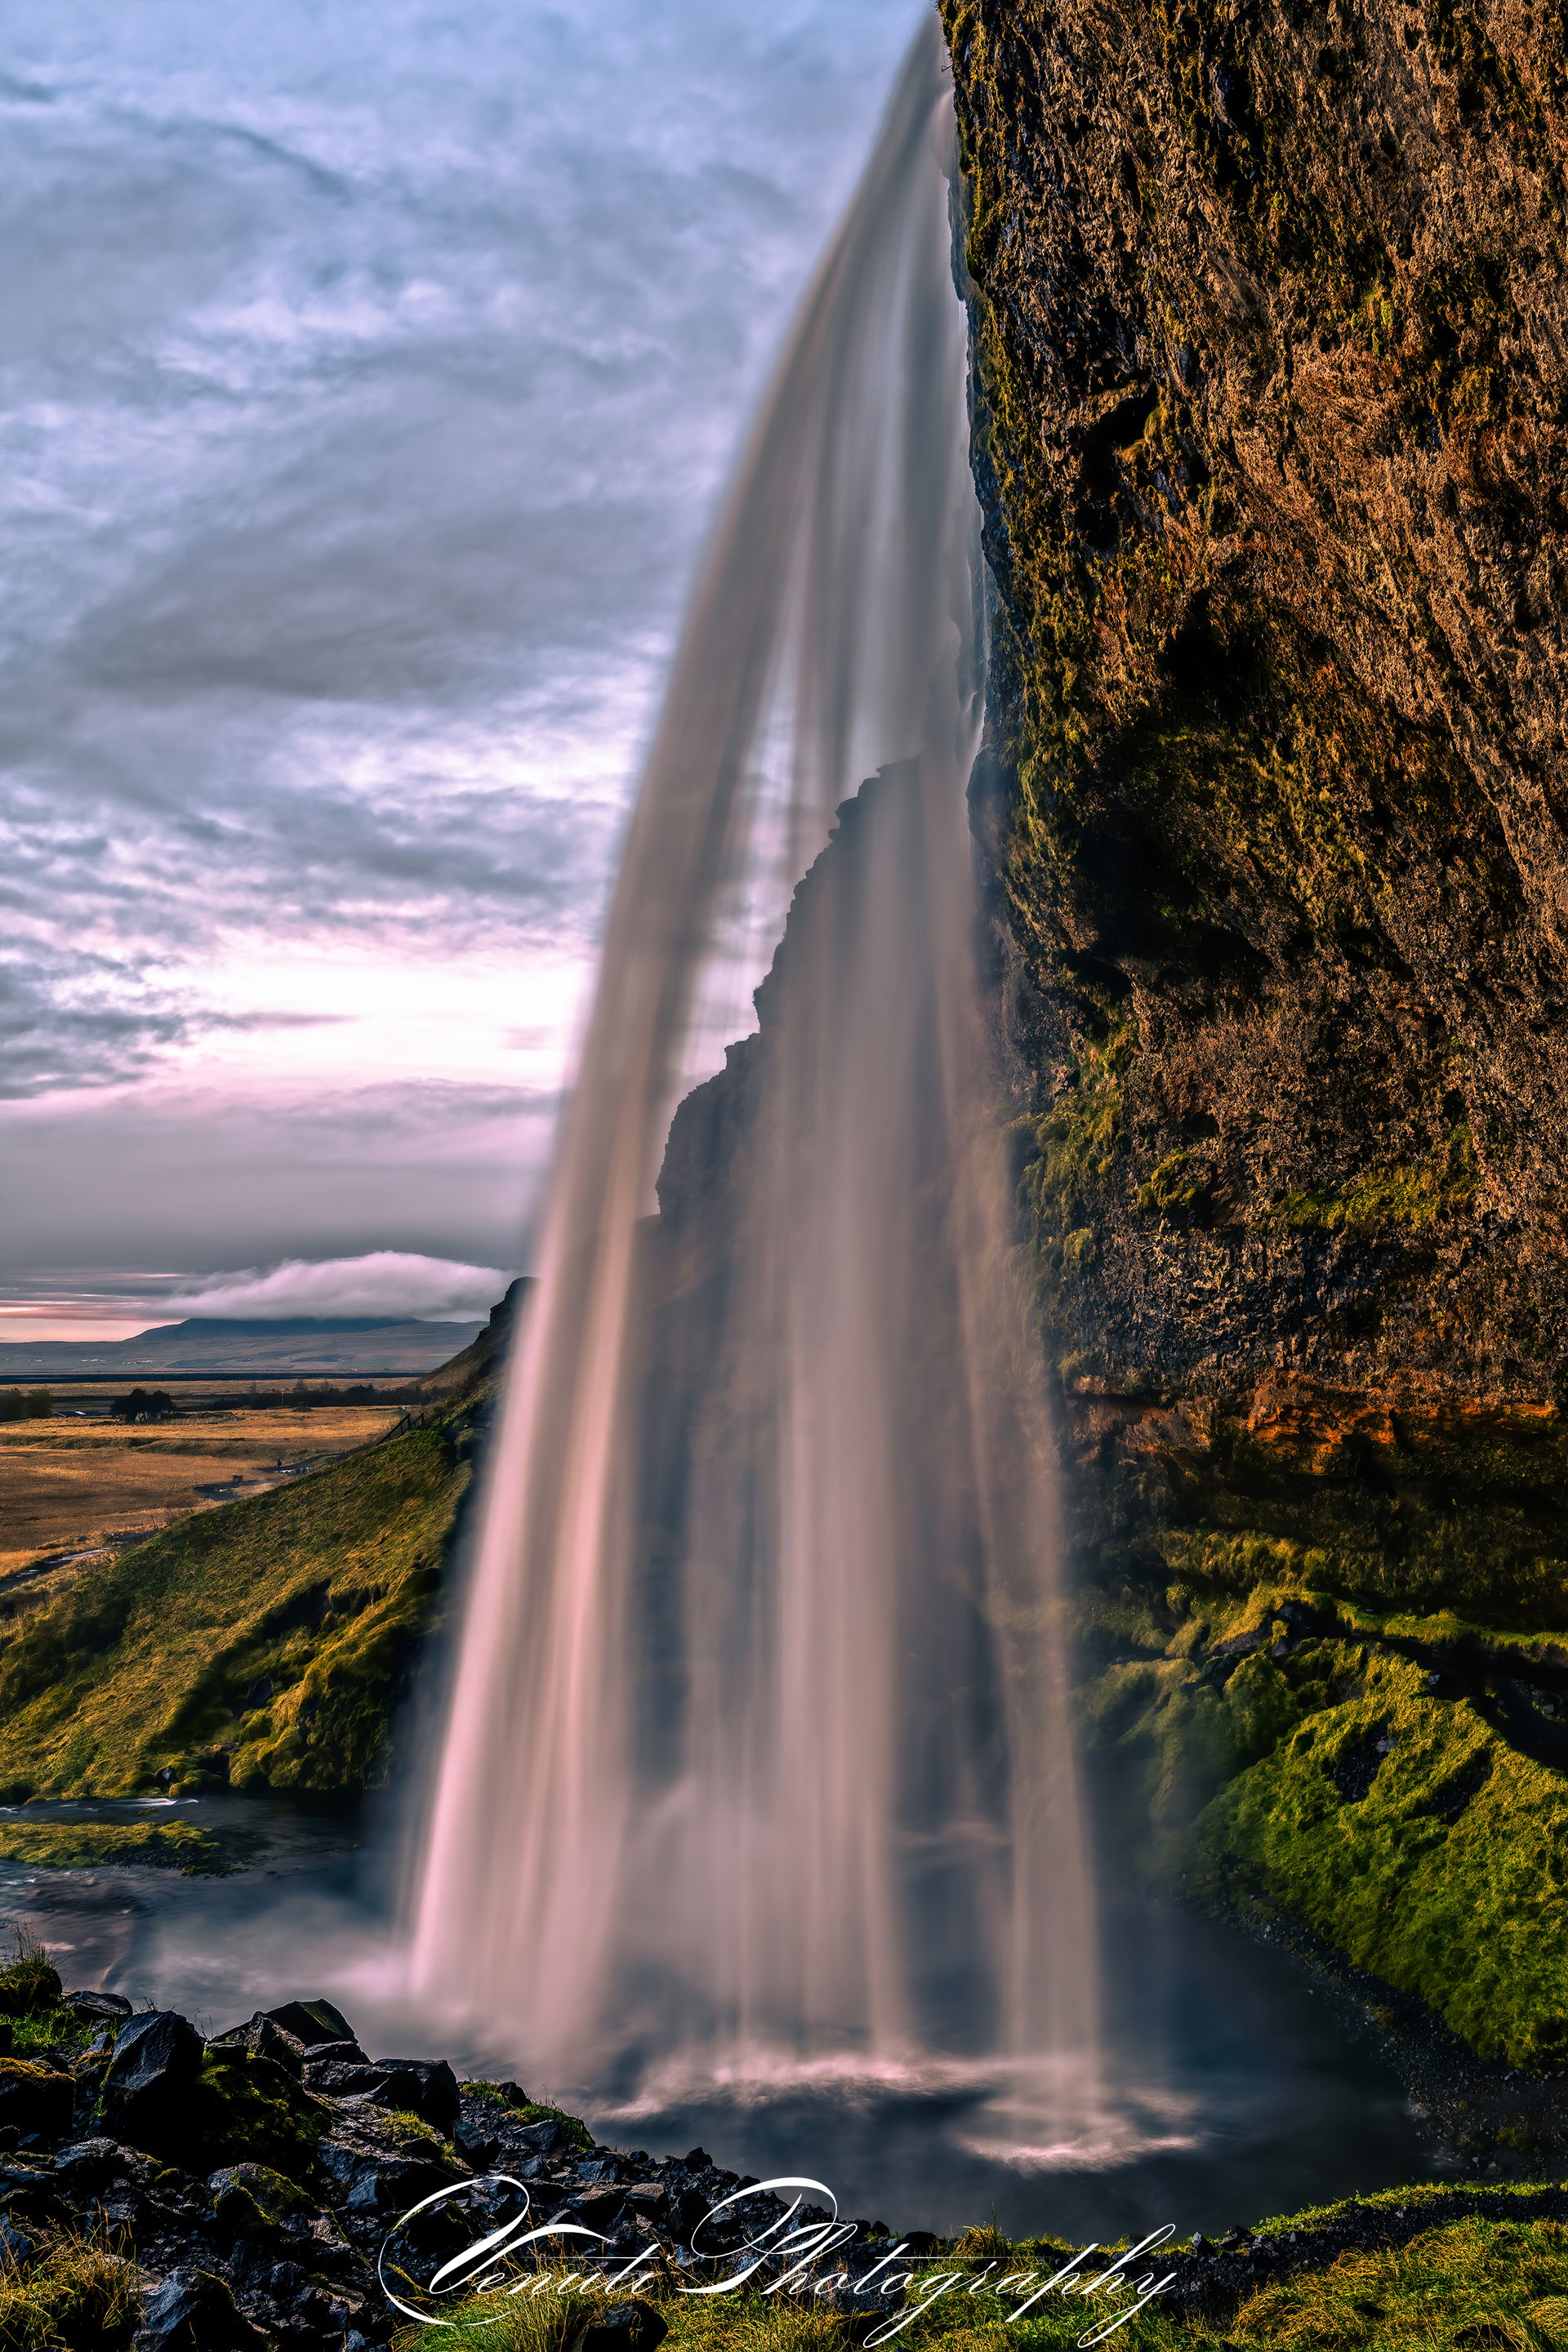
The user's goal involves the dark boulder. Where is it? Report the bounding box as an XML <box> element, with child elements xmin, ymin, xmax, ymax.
<box><xmin>207</xmin><ymin>2160</ymin><xmax>314</xmax><ymax>2243</ymax></box>
<box><xmin>579</xmin><ymin>2302</ymin><xmax>669</xmax><ymax>2352</ymax></box>
<box><xmin>261</xmin><ymin>1998</ymin><xmax>354</xmax><ymax>2049</ymax></box>
<box><xmin>104</xmin><ymin>2011</ymin><xmax>203</xmax><ymax>2110</ymax></box>
<box><xmin>207</xmin><ymin>2012</ymin><xmax>310</xmax><ymax>2075</ymax></box>
<box><xmin>135</xmin><ymin>2265</ymin><xmax>271</xmax><ymax>2351</ymax></box>
<box><xmin>365</xmin><ymin>2056</ymin><xmax>461</xmax><ymax>2136</ymax></box>
<box><xmin>0</xmin><ymin>2057</ymin><xmax>74</xmax><ymax>2139</ymax></box>
<box><xmin>63</xmin><ymin>1989</ymin><xmax>133</xmax><ymax>2024</ymax></box>
<box><xmin>302</xmin><ymin>2059</ymin><xmax>385</xmax><ymax>2100</ymax></box>
<box><xmin>565</xmin><ymin>2184</ymin><xmax>626</xmax><ymax>2233</ymax></box>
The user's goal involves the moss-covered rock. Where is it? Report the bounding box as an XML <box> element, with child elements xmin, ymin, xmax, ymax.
<box><xmin>0</xmin><ymin>1957</ymin><xmax>60</xmax><ymax>2017</ymax></box>
<box><xmin>1202</xmin><ymin>1650</ymin><xmax>1568</xmax><ymax>2068</ymax></box>
<box><xmin>109</xmin><ymin>2047</ymin><xmax>326</xmax><ymax>2184</ymax></box>
<box><xmin>938</xmin><ymin>5</ymin><xmax>1568</xmax><ymax>2068</ymax></box>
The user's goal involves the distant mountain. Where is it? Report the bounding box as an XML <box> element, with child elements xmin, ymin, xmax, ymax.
<box><xmin>0</xmin><ymin>1315</ymin><xmax>487</xmax><ymax>1377</ymax></box>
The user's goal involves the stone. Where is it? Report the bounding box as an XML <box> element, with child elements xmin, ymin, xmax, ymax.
<box><xmin>135</xmin><ymin>2265</ymin><xmax>271</xmax><ymax>2351</ymax></box>
<box><xmin>318</xmin><ymin>2135</ymin><xmax>457</xmax><ymax>2216</ymax></box>
<box><xmin>261</xmin><ymin>1999</ymin><xmax>354</xmax><ymax>2049</ymax></box>
<box><xmin>0</xmin><ymin>2057</ymin><xmax>74</xmax><ymax>2140</ymax></box>
<box><xmin>301</xmin><ymin>2060</ymin><xmax>386</xmax><ymax>2100</ymax></box>
<box><xmin>0</xmin><ymin>2217</ymin><xmax>33</xmax><ymax>2266</ymax></box>
<box><xmin>104</xmin><ymin>2011</ymin><xmax>203</xmax><ymax>2109</ymax></box>
<box><xmin>565</xmin><ymin>2184</ymin><xmax>626</xmax><ymax>2232</ymax></box>
<box><xmin>207</xmin><ymin>2161</ymin><xmax>314</xmax><ymax>2241</ymax></box>
<box><xmin>514</xmin><ymin>2117</ymin><xmax>572</xmax><ymax>2156</ymax></box>
<box><xmin>62</xmin><ymin>1989</ymin><xmax>132</xmax><ymax>2022</ymax></box>
<box><xmin>364</xmin><ymin>2056</ymin><xmax>461</xmax><ymax>2136</ymax></box>
<box><xmin>208</xmin><ymin>2013</ymin><xmax>310</xmax><ymax>2076</ymax></box>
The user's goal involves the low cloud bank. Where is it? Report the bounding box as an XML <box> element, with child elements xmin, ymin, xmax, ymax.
<box><xmin>164</xmin><ymin>1251</ymin><xmax>512</xmax><ymax>1323</ymax></box>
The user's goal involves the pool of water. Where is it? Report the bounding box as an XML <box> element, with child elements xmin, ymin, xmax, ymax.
<box><xmin>0</xmin><ymin>1796</ymin><xmax>1446</xmax><ymax>2240</ymax></box>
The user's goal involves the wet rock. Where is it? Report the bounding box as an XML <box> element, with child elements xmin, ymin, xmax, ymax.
<box><xmin>364</xmin><ymin>2056</ymin><xmax>460</xmax><ymax>2136</ymax></box>
<box><xmin>0</xmin><ymin>2216</ymin><xmax>33</xmax><ymax>2265</ymax></box>
<box><xmin>136</xmin><ymin>2266</ymin><xmax>272</xmax><ymax>2350</ymax></box>
<box><xmin>318</xmin><ymin>2132</ymin><xmax>461</xmax><ymax>2217</ymax></box>
<box><xmin>62</xmin><ymin>1989</ymin><xmax>133</xmax><ymax>2024</ymax></box>
<box><xmin>208</xmin><ymin>2161</ymin><xmax>315</xmax><ymax>2242</ymax></box>
<box><xmin>261</xmin><ymin>2000</ymin><xmax>354</xmax><ymax>2050</ymax></box>
<box><xmin>209</xmin><ymin>2013</ymin><xmax>311</xmax><ymax>2077</ymax></box>
<box><xmin>564</xmin><ymin>2184</ymin><xmax>626</xmax><ymax>2232</ymax></box>
<box><xmin>104</xmin><ymin>2011</ymin><xmax>203</xmax><ymax>2114</ymax></box>
<box><xmin>301</xmin><ymin>2060</ymin><xmax>385</xmax><ymax>2100</ymax></box>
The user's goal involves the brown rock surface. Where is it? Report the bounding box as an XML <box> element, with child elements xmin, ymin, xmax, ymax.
<box><xmin>941</xmin><ymin>0</ymin><xmax>1568</xmax><ymax>1416</ymax></box>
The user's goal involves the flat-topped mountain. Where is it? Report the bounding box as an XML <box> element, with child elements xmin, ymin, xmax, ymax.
<box><xmin>0</xmin><ymin>1316</ymin><xmax>486</xmax><ymax>1377</ymax></box>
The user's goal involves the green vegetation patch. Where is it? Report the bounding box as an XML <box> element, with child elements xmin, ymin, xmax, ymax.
<box><xmin>1276</xmin><ymin>1129</ymin><xmax>1480</xmax><ymax>1237</ymax></box>
<box><xmin>118</xmin><ymin>2047</ymin><xmax>327</xmax><ymax>2182</ymax></box>
<box><xmin>0</xmin><ymin>1417</ymin><xmax>473</xmax><ymax>1797</ymax></box>
<box><xmin>0</xmin><ymin>1818</ymin><xmax>239</xmax><ymax>1873</ymax></box>
<box><xmin>393</xmin><ymin>2202</ymin><xmax>1568</xmax><ymax>2350</ymax></box>
<box><xmin>1202</xmin><ymin>1650</ymin><xmax>1568</xmax><ymax>2067</ymax></box>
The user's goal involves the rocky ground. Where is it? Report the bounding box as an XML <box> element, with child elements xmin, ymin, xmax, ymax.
<box><xmin>4</xmin><ymin>1952</ymin><xmax>1568</xmax><ymax>2350</ymax></box>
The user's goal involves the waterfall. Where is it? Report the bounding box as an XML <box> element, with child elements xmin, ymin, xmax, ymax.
<box><xmin>408</xmin><ymin>16</ymin><xmax>1100</xmax><ymax>2121</ymax></box>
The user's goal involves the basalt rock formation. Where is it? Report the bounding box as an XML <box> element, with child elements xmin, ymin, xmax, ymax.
<box><xmin>939</xmin><ymin>0</ymin><xmax>1568</xmax><ymax>2057</ymax></box>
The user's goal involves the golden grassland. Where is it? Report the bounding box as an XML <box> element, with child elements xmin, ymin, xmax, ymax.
<box><xmin>0</xmin><ymin>1406</ymin><xmax>402</xmax><ymax>1573</ymax></box>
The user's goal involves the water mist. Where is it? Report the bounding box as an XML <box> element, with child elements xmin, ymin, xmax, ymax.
<box><xmin>408</xmin><ymin>18</ymin><xmax>1101</xmax><ymax>2130</ymax></box>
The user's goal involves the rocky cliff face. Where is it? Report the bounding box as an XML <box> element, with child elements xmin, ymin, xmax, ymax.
<box><xmin>941</xmin><ymin>0</ymin><xmax>1568</xmax><ymax>2090</ymax></box>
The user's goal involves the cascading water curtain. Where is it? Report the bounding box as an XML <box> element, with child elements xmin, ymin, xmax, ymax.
<box><xmin>408</xmin><ymin>16</ymin><xmax>1102</xmax><ymax>2132</ymax></box>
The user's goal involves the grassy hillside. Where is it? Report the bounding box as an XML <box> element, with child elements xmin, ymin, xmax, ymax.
<box><xmin>0</xmin><ymin>1290</ymin><xmax>521</xmax><ymax>1802</ymax></box>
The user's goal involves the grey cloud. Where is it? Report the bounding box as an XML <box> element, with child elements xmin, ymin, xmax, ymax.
<box><xmin>1</xmin><ymin>0</ymin><xmax>920</xmax><ymax>1279</ymax></box>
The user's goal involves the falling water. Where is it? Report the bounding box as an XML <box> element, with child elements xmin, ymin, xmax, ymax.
<box><xmin>408</xmin><ymin>18</ymin><xmax>1100</xmax><ymax>2125</ymax></box>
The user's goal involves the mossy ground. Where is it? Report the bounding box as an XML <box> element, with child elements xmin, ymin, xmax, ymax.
<box><xmin>390</xmin><ymin>2202</ymin><xmax>1568</xmax><ymax>2351</ymax></box>
<box><xmin>0</xmin><ymin>1414</ymin><xmax>475</xmax><ymax>1797</ymax></box>
<box><xmin>0</xmin><ymin>1817</ymin><xmax>249</xmax><ymax>1873</ymax></box>
<box><xmin>1082</xmin><ymin>1565</ymin><xmax>1568</xmax><ymax>2068</ymax></box>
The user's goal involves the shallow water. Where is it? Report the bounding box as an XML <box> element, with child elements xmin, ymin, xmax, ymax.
<box><xmin>0</xmin><ymin>1796</ymin><xmax>1444</xmax><ymax>2239</ymax></box>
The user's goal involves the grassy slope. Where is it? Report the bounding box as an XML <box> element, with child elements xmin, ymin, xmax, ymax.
<box><xmin>403</xmin><ymin>2198</ymin><xmax>1568</xmax><ymax>2352</ymax></box>
<box><xmin>0</xmin><ymin>1409</ymin><xmax>477</xmax><ymax>1801</ymax></box>
<box><xmin>0</xmin><ymin>1290</ymin><xmax>523</xmax><ymax>1803</ymax></box>
<box><xmin>1085</xmin><ymin>1572</ymin><xmax>1568</xmax><ymax>2069</ymax></box>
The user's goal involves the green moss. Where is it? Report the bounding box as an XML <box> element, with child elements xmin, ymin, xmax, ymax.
<box><xmin>1026</xmin><ymin>1013</ymin><xmax>1136</xmax><ymax>1244</ymax></box>
<box><xmin>0</xmin><ymin>1956</ymin><xmax>60</xmax><ymax>2016</ymax></box>
<box><xmin>208</xmin><ymin>2162</ymin><xmax>315</xmax><ymax>2239</ymax></box>
<box><xmin>120</xmin><ymin>2048</ymin><xmax>326</xmax><ymax>2181</ymax></box>
<box><xmin>0</xmin><ymin>1415</ymin><xmax>475</xmax><ymax>1796</ymax></box>
<box><xmin>1200</xmin><ymin>1650</ymin><xmax>1568</xmax><ymax>2067</ymax></box>
<box><xmin>0</xmin><ymin>1820</ymin><xmax>239</xmax><ymax>1873</ymax></box>
<box><xmin>1278</xmin><ymin>1129</ymin><xmax>1479</xmax><ymax>1236</ymax></box>
<box><xmin>508</xmin><ymin>2100</ymin><xmax>594</xmax><ymax>2152</ymax></box>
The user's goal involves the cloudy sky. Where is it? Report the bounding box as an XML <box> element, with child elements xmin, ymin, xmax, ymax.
<box><xmin>2</xmin><ymin>0</ymin><xmax>923</xmax><ymax>1338</ymax></box>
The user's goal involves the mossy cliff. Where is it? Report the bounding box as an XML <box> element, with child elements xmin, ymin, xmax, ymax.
<box><xmin>938</xmin><ymin>0</ymin><xmax>1568</xmax><ymax>2064</ymax></box>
